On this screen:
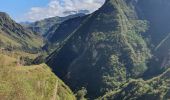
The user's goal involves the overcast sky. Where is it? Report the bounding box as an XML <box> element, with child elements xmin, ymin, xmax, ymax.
<box><xmin>0</xmin><ymin>0</ymin><xmax>105</xmax><ymax>22</ymax></box>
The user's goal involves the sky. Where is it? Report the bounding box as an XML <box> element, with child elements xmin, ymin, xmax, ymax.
<box><xmin>0</xmin><ymin>0</ymin><xmax>105</xmax><ymax>22</ymax></box>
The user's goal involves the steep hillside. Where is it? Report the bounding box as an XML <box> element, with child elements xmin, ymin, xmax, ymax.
<box><xmin>46</xmin><ymin>0</ymin><xmax>151</xmax><ymax>98</ymax></box>
<box><xmin>135</xmin><ymin>0</ymin><xmax>170</xmax><ymax>75</ymax></box>
<box><xmin>0</xmin><ymin>12</ymin><xmax>76</xmax><ymax>100</ymax></box>
<box><xmin>101</xmin><ymin>68</ymin><xmax>170</xmax><ymax>100</ymax></box>
<box><xmin>137</xmin><ymin>0</ymin><xmax>170</xmax><ymax>45</ymax></box>
<box><xmin>44</xmin><ymin>15</ymin><xmax>88</xmax><ymax>53</ymax></box>
<box><xmin>24</xmin><ymin>13</ymin><xmax>85</xmax><ymax>36</ymax></box>
<box><xmin>0</xmin><ymin>12</ymin><xmax>43</xmax><ymax>52</ymax></box>
<box><xmin>1</xmin><ymin>0</ymin><xmax>170</xmax><ymax>100</ymax></box>
<box><xmin>0</xmin><ymin>54</ymin><xmax>75</xmax><ymax>100</ymax></box>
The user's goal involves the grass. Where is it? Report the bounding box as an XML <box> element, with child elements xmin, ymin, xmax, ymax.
<box><xmin>0</xmin><ymin>31</ymin><xmax>21</xmax><ymax>47</ymax></box>
<box><xmin>0</xmin><ymin>54</ymin><xmax>76</xmax><ymax>100</ymax></box>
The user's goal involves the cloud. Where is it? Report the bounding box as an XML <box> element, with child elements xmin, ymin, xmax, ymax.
<box><xmin>21</xmin><ymin>0</ymin><xmax>105</xmax><ymax>22</ymax></box>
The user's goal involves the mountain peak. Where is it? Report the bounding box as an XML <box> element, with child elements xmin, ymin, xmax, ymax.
<box><xmin>0</xmin><ymin>12</ymin><xmax>11</xmax><ymax>20</ymax></box>
<box><xmin>0</xmin><ymin>12</ymin><xmax>9</xmax><ymax>16</ymax></box>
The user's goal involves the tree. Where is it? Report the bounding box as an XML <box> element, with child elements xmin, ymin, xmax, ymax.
<box><xmin>76</xmin><ymin>87</ymin><xmax>87</xmax><ymax>100</ymax></box>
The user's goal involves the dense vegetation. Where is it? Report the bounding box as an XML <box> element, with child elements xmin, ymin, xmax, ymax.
<box><xmin>46</xmin><ymin>0</ymin><xmax>151</xmax><ymax>98</ymax></box>
<box><xmin>46</xmin><ymin>0</ymin><xmax>170</xmax><ymax>99</ymax></box>
<box><xmin>101</xmin><ymin>68</ymin><xmax>170</xmax><ymax>100</ymax></box>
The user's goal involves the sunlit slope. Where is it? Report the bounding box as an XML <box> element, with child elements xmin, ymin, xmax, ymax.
<box><xmin>0</xmin><ymin>54</ymin><xmax>75</xmax><ymax>100</ymax></box>
<box><xmin>0</xmin><ymin>12</ymin><xmax>43</xmax><ymax>52</ymax></box>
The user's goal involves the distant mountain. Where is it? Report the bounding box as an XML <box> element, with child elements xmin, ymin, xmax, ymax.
<box><xmin>63</xmin><ymin>10</ymin><xmax>90</xmax><ymax>15</ymax></box>
<box><xmin>0</xmin><ymin>12</ymin><xmax>43</xmax><ymax>52</ymax></box>
<box><xmin>19</xmin><ymin>21</ymin><xmax>32</xmax><ymax>26</ymax></box>
<box><xmin>43</xmin><ymin>15</ymin><xmax>88</xmax><ymax>53</ymax></box>
<box><xmin>23</xmin><ymin>13</ymin><xmax>86</xmax><ymax>36</ymax></box>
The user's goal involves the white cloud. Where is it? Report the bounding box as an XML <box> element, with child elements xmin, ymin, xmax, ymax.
<box><xmin>21</xmin><ymin>0</ymin><xmax>105</xmax><ymax>22</ymax></box>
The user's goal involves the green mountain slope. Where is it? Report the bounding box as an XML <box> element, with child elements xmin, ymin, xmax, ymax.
<box><xmin>135</xmin><ymin>0</ymin><xmax>170</xmax><ymax>75</ymax></box>
<box><xmin>46</xmin><ymin>0</ymin><xmax>151</xmax><ymax>98</ymax></box>
<box><xmin>0</xmin><ymin>54</ymin><xmax>75</xmax><ymax>100</ymax></box>
<box><xmin>0</xmin><ymin>12</ymin><xmax>43</xmax><ymax>52</ymax></box>
<box><xmin>0</xmin><ymin>0</ymin><xmax>170</xmax><ymax>99</ymax></box>
<box><xmin>101</xmin><ymin>68</ymin><xmax>170</xmax><ymax>100</ymax></box>
<box><xmin>0</xmin><ymin>12</ymin><xmax>76</xmax><ymax>100</ymax></box>
<box><xmin>43</xmin><ymin>15</ymin><xmax>88</xmax><ymax>53</ymax></box>
<box><xmin>23</xmin><ymin>13</ymin><xmax>85</xmax><ymax>36</ymax></box>
<box><xmin>137</xmin><ymin>0</ymin><xmax>170</xmax><ymax>45</ymax></box>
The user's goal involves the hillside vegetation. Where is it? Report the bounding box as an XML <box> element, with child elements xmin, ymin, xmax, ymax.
<box><xmin>46</xmin><ymin>0</ymin><xmax>151</xmax><ymax>98</ymax></box>
<box><xmin>0</xmin><ymin>12</ymin><xmax>43</xmax><ymax>52</ymax></box>
<box><xmin>44</xmin><ymin>0</ymin><xmax>170</xmax><ymax>99</ymax></box>
<box><xmin>44</xmin><ymin>15</ymin><xmax>88</xmax><ymax>53</ymax></box>
<box><xmin>0</xmin><ymin>54</ymin><xmax>75</xmax><ymax>100</ymax></box>
<box><xmin>2</xmin><ymin>0</ymin><xmax>170</xmax><ymax>99</ymax></box>
<box><xmin>101</xmin><ymin>68</ymin><xmax>170</xmax><ymax>100</ymax></box>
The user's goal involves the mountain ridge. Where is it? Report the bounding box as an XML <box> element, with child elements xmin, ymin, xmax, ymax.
<box><xmin>1</xmin><ymin>0</ymin><xmax>170</xmax><ymax>99</ymax></box>
<box><xmin>0</xmin><ymin>12</ymin><xmax>43</xmax><ymax>52</ymax></box>
<box><xmin>46</xmin><ymin>0</ymin><xmax>151</xmax><ymax>98</ymax></box>
<box><xmin>22</xmin><ymin>13</ymin><xmax>86</xmax><ymax>36</ymax></box>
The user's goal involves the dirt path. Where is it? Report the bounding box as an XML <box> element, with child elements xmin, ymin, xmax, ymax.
<box><xmin>51</xmin><ymin>80</ymin><xmax>59</xmax><ymax>100</ymax></box>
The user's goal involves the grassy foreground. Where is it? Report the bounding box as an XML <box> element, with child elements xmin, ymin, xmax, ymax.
<box><xmin>0</xmin><ymin>54</ymin><xmax>75</xmax><ymax>100</ymax></box>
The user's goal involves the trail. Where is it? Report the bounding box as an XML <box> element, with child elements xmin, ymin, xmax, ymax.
<box><xmin>51</xmin><ymin>80</ymin><xmax>59</xmax><ymax>100</ymax></box>
<box><xmin>155</xmin><ymin>33</ymin><xmax>170</xmax><ymax>51</ymax></box>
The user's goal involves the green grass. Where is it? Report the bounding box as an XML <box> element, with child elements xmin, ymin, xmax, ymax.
<box><xmin>0</xmin><ymin>31</ymin><xmax>21</xmax><ymax>47</ymax></box>
<box><xmin>0</xmin><ymin>54</ymin><xmax>75</xmax><ymax>100</ymax></box>
<box><xmin>0</xmin><ymin>12</ymin><xmax>44</xmax><ymax>52</ymax></box>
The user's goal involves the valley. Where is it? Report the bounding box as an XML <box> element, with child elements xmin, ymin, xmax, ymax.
<box><xmin>1</xmin><ymin>0</ymin><xmax>170</xmax><ymax>100</ymax></box>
